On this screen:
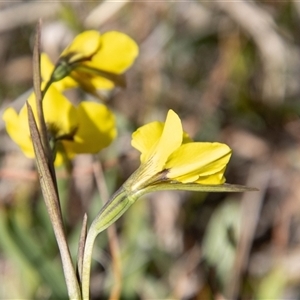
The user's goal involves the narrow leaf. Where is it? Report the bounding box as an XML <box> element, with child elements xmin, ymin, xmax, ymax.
<box><xmin>145</xmin><ymin>182</ymin><xmax>258</xmax><ymax>193</ymax></box>
<box><xmin>32</xmin><ymin>19</ymin><xmax>58</xmax><ymax>196</ymax></box>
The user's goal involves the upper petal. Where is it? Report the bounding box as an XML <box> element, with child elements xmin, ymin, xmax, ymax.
<box><xmin>84</xmin><ymin>31</ymin><xmax>139</xmax><ymax>74</ymax></box>
<box><xmin>132</xmin><ymin>110</ymin><xmax>183</xmax><ymax>181</ymax></box>
<box><xmin>63</xmin><ymin>101</ymin><xmax>117</xmax><ymax>154</ymax></box>
<box><xmin>147</xmin><ymin>110</ymin><xmax>183</xmax><ymax>168</ymax></box>
<box><xmin>131</xmin><ymin>121</ymin><xmax>164</xmax><ymax>164</ymax></box>
<box><xmin>60</xmin><ymin>30</ymin><xmax>101</xmax><ymax>63</ymax></box>
<box><xmin>165</xmin><ymin>142</ymin><xmax>232</xmax><ymax>184</ymax></box>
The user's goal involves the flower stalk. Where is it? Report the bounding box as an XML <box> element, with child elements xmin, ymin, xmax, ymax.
<box><xmin>81</xmin><ymin>186</ymin><xmax>142</xmax><ymax>299</ymax></box>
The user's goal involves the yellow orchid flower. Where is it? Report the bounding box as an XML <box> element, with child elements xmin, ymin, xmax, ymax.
<box><xmin>81</xmin><ymin>109</ymin><xmax>255</xmax><ymax>299</ymax></box>
<box><xmin>128</xmin><ymin>109</ymin><xmax>232</xmax><ymax>191</ymax></box>
<box><xmin>87</xmin><ymin>109</ymin><xmax>254</xmax><ymax>241</ymax></box>
<box><xmin>122</xmin><ymin>109</ymin><xmax>235</xmax><ymax>195</ymax></box>
<box><xmin>2</xmin><ymin>85</ymin><xmax>117</xmax><ymax>165</ymax></box>
<box><xmin>42</xmin><ymin>30</ymin><xmax>139</xmax><ymax>96</ymax></box>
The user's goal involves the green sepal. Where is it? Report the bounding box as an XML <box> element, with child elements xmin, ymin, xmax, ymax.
<box><xmin>143</xmin><ymin>182</ymin><xmax>257</xmax><ymax>194</ymax></box>
<box><xmin>90</xmin><ymin>186</ymin><xmax>140</xmax><ymax>235</ymax></box>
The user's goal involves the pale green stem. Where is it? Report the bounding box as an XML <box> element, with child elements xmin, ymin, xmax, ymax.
<box><xmin>81</xmin><ymin>225</ymin><xmax>98</xmax><ymax>300</ymax></box>
<box><xmin>92</xmin><ymin>159</ymin><xmax>122</xmax><ymax>300</ymax></box>
<box><xmin>81</xmin><ymin>186</ymin><xmax>141</xmax><ymax>300</ymax></box>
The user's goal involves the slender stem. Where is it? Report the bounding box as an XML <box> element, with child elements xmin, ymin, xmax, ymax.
<box><xmin>81</xmin><ymin>186</ymin><xmax>136</xmax><ymax>300</ymax></box>
<box><xmin>92</xmin><ymin>160</ymin><xmax>122</xmax><ymax>300</ymax></box>
<box><xmin>107</xmin><ymin>226</ymin><xmax>122</xmax><ymax>300</ymax></box>
<box><xmin>81</xmin><ymin>226</ymin><xmax>98</xmax><ymax>300</ymax></box>
<box><xmin>41</xmin><ymin>79</ymin><xmax>53</xmax><ymax>100</ymax></box>
<box><xmin>77</xmin><ymin>214</ymin><xmax>88</xmax><ymax>284</ymax></box>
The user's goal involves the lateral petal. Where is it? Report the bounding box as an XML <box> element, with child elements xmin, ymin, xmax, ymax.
<box><xmin>166</xmin><ymin>142</ymin><xmax>231</xmax><ymax>183</ymax></box>
<box><xmin>63</xmin><ymin>101</ymin><xmax>116</xmax><ymax>154</ymax></box>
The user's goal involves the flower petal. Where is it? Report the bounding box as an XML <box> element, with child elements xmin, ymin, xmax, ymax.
<box><xmin>63</xmin><ymin>101</ymin><xmax>116</xmax><ymax>154</ymax></box>
<box><xmin>195</xmin><ymin>168</ymin><xmax>227</xmax><ymax>184</ymax></box>
<box><xmin>127</xmin><ymin>110</ymin><xmax>183</xmax><ymax>191</ymax></box>
<box><xmin>69</xmin><ymin>70</ymin><xmax>114</xmax><ymax>95</ymax></box>
<box><xmin>166</xmin><ymin>142</ymin><xmax>232</xmax><ymax>184</ymax></box>
<box><xmin>132</xmin><ymin>110</ymin><xmax>183</xmax><ymax>184</ymax></box>
<box><xmin>84</xmin><ymin>31</ymin><xmax>139</xmax><ymax>74</ymax></box>
<box><xmin>40</xmin><ymin>53</ymin><xmax>54</xmax><ymax>83</ymax></box>
<box><xmin>60</xmin><ymin>30</ymin><xmax>101</xmax><ymax>63</ymax></box>
<box><xmin>175</xmin><ymin>168</ymin><xmax>227</xmax><ymax>185</ymax></box>
<box><xmin>2</xmin><ymin>107</ymin><xmax>34</xmax><ymax>157</ymax></box>
<box><xmin>27</xmin><ymin>85</ymin><xmax>78</xmax><ymax>139</ymax></box>
<box><xmin>149</xmin><ymin>110</ymin><xmax>183</xmax><ymax>168</ymax></box>
<box><xmin>131</xmin><ymin>121</ymin><xmax>164</xmax><ymax>164</ymax></box>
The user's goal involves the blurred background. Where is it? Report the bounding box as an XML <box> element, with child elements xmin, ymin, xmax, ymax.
<box><xmin>1</xmin><ymin>1</ymin><xmax>300</xmax><ymax>299</ymax></box>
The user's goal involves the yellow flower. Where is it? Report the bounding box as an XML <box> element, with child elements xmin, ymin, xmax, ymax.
<box><xmin>127</xmin><ymin>109</ymin><xmax>232</xmax><ymax>192</ymax></box>
<box><xmin>83</xmin><ymin>110</ymin><xmax>255</xmax><ymax>300</ymax></box>
<box><xmin>42</xmin><ymin>30</ymin><xmax>139</xmax><ymax>96</ymax></box>
<box><xmin>88</xmin><ymin>110</ymin><xmax>253</xmax><ymax>245</ymax></box>
<box><xmin>2</xmin><ymin>85</ymin><xmax>117</xmax><ymax>165</ymax></box>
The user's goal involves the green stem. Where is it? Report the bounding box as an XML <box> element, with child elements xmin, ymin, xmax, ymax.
<box><xmin>81</xmin><ymin>186</ymin><xmax>140</xmax><ymax>299</ymax></box>
<box><xmin>81</xmin><ymin>226</ymin><xmax>97</xmax><ymax>300</ymax></box>
<box><xmin>41</xmin><ymin>79</ymin><xmax>53</xmax><ymax>100</ymax></box>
